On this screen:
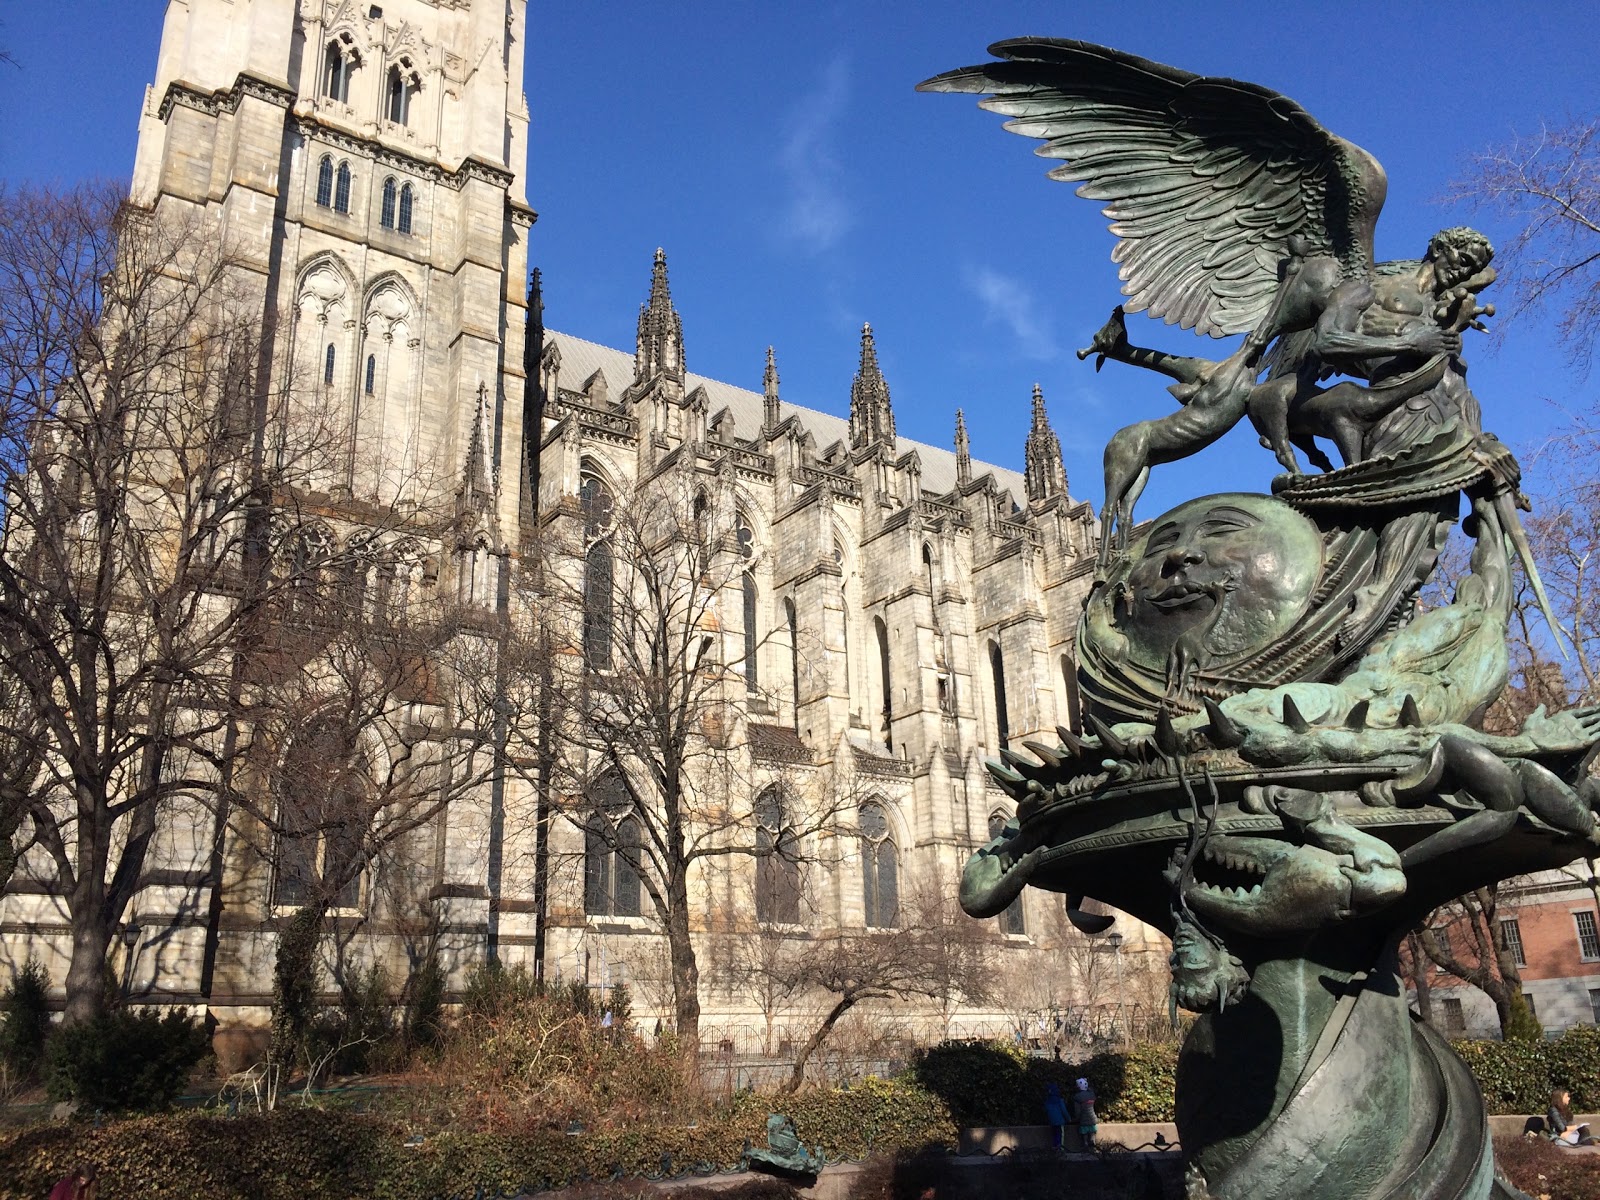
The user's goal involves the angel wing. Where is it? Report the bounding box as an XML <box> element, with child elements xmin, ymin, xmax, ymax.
<box><xmin>918</xmin><ymin>39</ymin><xmax>1388</xmax><ymax>339</ymax></box>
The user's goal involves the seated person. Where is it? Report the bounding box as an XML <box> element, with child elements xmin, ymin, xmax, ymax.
<box><xmin>1547</xmin><ymin>1089</ymin><xmax>1597</xmax><ymax>1146</ymax></box>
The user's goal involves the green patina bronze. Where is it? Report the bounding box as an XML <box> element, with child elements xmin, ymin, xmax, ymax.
<box><xmin>921</xmin><ymin>40</ymin><xmax>1595</xmax><ymax>1200</ymax></box>
<box><xmin>743</xmin><ymin>1113</ymin><xmax>824</xmax><ymax>1179</ymax></box>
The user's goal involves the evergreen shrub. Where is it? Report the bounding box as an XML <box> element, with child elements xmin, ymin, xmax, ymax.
<box><xmin>44</xmin><ymin>1008</ymin><xmax>207</xmax><ymax>1112</ymax></box>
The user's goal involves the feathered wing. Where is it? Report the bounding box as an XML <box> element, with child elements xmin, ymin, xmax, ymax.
<box><xmin>919</xmin><ymin>39</ymin><xmax>1387</xmax><ymax>339</ymax></box>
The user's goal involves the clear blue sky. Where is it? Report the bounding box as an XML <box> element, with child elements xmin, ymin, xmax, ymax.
<box><xmin>3</xmin><ymin>3</ymin><xmax>1596</xmax><ymax>517</ymax></box>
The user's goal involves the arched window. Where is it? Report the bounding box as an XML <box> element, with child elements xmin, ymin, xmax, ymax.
<box><xmin>989</xmin><ymin>811</ymin><xmax>1026</xmax><ymax>936</ymax></box>
<box><xmin>398</xmin><ymin>183</ymin><xmax>414</xmax><ymax>234</ymax></box>
<box><xmin>323</xmin><ymin>38</ymin><xmax>355</xmax><ymax>103</ymax></box>
<box><xmin>387</xmin><ymin>63</ymin><xmax>417</xmax><ymax>125</ymax></box>
<box><xmin>334</xmin><ymin>161</ymin><xmax>352</xmax><ymax>214</ymax></box>
<box><xmin>380</xmin><ymin>177</ymin><xmax>397</xmax><ymax>229</ymax></box>
<box><xmin>785</xmin><ymin>597</ymin><xmax>800</xmax><ymax>730</ymax></box>
<box><xmin>922</xmin><ymin>543</ymin><xmax>938</xmax><ymax>623</ymax></box>
<box><xmin>860</xmin><ymin>802</ymin><xmax>898</xmax><ymax>929</ymax></box>
<box><xmin>755</xmin><ymin>786</ymin><xmax>800</xmax><ymax>924</ymax></box>
<box><xmin>875</xmin><ymin>616</ymin><xmax>893</xmax><ymax>751</ymax></box>
<box><xmin>316</xmin><ymin>156</ymin><xmax>334</xmax><ymax>208</ymax></box>
<box><xmin>323</xmin><ymin>343</ymin><xmax>336</xmax><ymax>386</ymax></box>
<box><xmin>364</xmin><ymin>353</ymin><xmax>376</xmax><ymax>396</ymax></box>
<box><xmin>288</xmin><ymin>525</ymin><xmax>333</xmax><ymax>611</ymax></box>
<box><xmin>272</xmin><ymin>720</ymin><xmax>366</xmax><ymax>910</ymax></box>
<box><xmin>580</xmin><ymin>472</ymin><xmax>614</xmax><ymax>672</ymax></box>
<box><xmin>990</xmin><ymin>641</ymin><xmax>1010</xmax><ymax>748</ymax></box>
<box><xmin>584</xmin><ymin>772</ymin><xmax>641</xmax><ymax>918</ymax></box>
<box><xmin>742</xmin><ymin>573</ymin><xmax>759</xmax><ymax>693</ymax></box>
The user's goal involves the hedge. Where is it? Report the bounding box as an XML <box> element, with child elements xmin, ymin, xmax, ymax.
<box><xmin>5</xmin><ymin>1029</ymin><xmax>1596</xmax><ymax>1198</ymax></box>
<box><xmin>0</xmin><ymin>1079</ymin><xmax>957</xmax><ymax>1200</ymax></box>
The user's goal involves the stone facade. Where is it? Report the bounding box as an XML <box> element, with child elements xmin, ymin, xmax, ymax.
<box><xmin>1</xmin><ymin>0</ymin><xmax>1166</xmax><ymax>1059</ymax></box>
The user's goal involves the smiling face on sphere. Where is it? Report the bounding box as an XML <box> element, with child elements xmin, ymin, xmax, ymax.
<box><xmin>1120</xmin><ymin>493</ymin><xmax>1323</xmax><ymax>672</ymax></box>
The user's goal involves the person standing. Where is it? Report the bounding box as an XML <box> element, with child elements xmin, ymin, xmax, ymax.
<box><xmin>1073</xmin><ymin>1078</ymin><xmax>1099</xmax><ymax>1151</ymax></box>
<box><xmin>1043</xmin><ymin>1082</ymin><xmax>1069</xmax><ymax>1149</ymax></box>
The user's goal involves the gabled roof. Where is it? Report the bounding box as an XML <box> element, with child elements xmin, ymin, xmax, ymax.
<box><xmin>545</xmin><ymin>332</ymin><xmax>1030</xmax><ymax>502</ymax></box>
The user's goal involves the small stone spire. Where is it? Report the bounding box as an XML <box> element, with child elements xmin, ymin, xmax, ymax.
<box><xmin>1023</xmin><ymin>383</ymin><xmax>1067</xmax><ymax>502</ymax></box>
<box><xmin>849</xmin><ymin>323</ymin><xmax>896</xmax><ymax>450</ymax></box>
<box><xmin>635</xmin><ymin>247</ymin><xmax>685</xmax><ymax>384</ymax></box>
<box><xmin>954</xmin><ymin>408</ymin><xmax>972</xmax><ymax>488</ymax></box>
<box><xmin>762</xmin><ymin>345</ymin><xmax>780</xmax><ymax>431</ymax></box>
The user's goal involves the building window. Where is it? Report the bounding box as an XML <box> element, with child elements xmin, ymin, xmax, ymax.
<box><xmin>922</xmin><ymin>543</ymin><xmax>938</xmax><ymax>627</ymax></box>
<box><xmin>860</xmin><ymin>801</ymin><xmax>898</xmax><ymax>929</ymax></box>
<box><xmin>316</xmin><ymin>155</ymin><xmax>334</xmax><ymax>208</ymax></box>
<box><xmin>583</xmin><ymin>772</ymin><xmax>640</xmax><ymax>918</ymax></box>
<box><xmin>990</xmin><ymin>641</ymin><xmax>1010</xmax><ymax>747</ymax></box>
<box><xmin>785</xmin><ymin>597</ymin><xmax>800</xmax><ymax>730</ymax></box>
<box><xmin>1060</xmin><ymin>655</ymin><xmax>1082</xmax><ymax>736</ymax></box>
<box><xmin>323</xmin><ymin>39</ymin><xmax>355</xmax><ymax>104</ymax></box>
<box><xmin>1525</xmin><ymin>993</ymin><xmax>1538</xmax><ymax>1019</ymax></box>
<box><xmin>387</xmin><ymin>63</ymin><xmax>417</xmax><ymax>125</ymax></box>
<box><xmin>875</xmin><ymin>616</ymin><xmax>892</xmax><ymax>751</ymax></box>
<box><xmin>271</xmin><ymin>721</ymin><xmax>366</xmax><ymax>910</ymax></box>
<box><xmin>1500</xmin><ymin>917</ymin><xmax>1527</xmax><ymax>967</ymax></box>
<box><xmin>1589</xmin><ymin>988</ymin><xmax>1600</xmax><ymax>1024</ymax></box>
<box><xmin>398</xmin><ymin>183</ymin><xmax>414</xmax><ymax>234</ymax></box>
<box><xmin>1441</xmin><ymin>996</ymin><xmax>1465</xmax><ymax>1035</ymax></box>
<box><xmin>736</xmin><ymin>513</ymin><xmax>757</xmax><ymax>693</ymax></box>
<box><xmin>1576</xmin><ymin>910</ymin><xmax>1600</xmax><ymax>960</ymax></box>
<box><xmin>334</xmin><ymin>161</ymin><xmax>352</xmax><ymax>214</ymax></box>
<box><xmin>580</xmin><ymin>472</ymin><xmax>614</xmax><ymax>672</ymax></box>
<box><xmin>989</xmin><ymin>811</ymin><xmax>1026</xmax><ymax>936</ymax></box>
<box><xmin>754</xmin><ymin>787</ymin><xmax>800</xmax><ymax>925</ymax></box>
<box><xmin>380</xmin><ymin>177</ymin><xmax>397</xmax><ymax>229</ymax></box>
<box><xmin>323</xmin><ymin>343</ymin><xmax>336</xmax><ymax>386</ymax></box>
<box><xmin>287</xmin><ymin>525</ymin><xmax>333</xmax><ymax>611</ymax></box>
<box><xmin>364</xmin><ymin>353</ymin><xmax>376</xmax><ymax>396</ymax></box>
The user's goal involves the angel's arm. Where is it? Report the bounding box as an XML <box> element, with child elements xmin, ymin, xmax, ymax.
<box><xmin>1311</xmin><ymin>280</ymin><xmax>1460</xmax><ymax>369</ymax></box>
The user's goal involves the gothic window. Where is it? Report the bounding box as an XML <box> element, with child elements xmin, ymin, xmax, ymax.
<box><xmin>323</xmin><ymin>343</ymin><xmax>336</xmax><ymax>386</ymax></box>
<box><xmin>583</xmin><ymin>772</ymin><xmax>641</xmax><ymax>918</ymax></box>
<box><xmin>860</xmin><ymin>801</ymin><xmax>898</xmax><ymax>929</ymax></box>
<box><xmin>323</xmin><ymin>37</ymin><xmax>356</xmax><ymax>103</ymax></box>
<box><xmin>271</xmin><ymin>720</ymin><xmax>366</xmax><ymax>910</ymax></box>
<box><xmin>580</xmin><ymin>471</ymin><xmax>614</xmax><ymax>672</ymax></box>
<box><xmin>316</xmin><ymin>156</ymin><xmax>334</xmax><ymax>208</ymax></box>
<box><xmin>334</xmin><ymin>161</ymin><xmax>352</xmax><ymax>214</ymax></box>
<box><xmin>380</xmin><ymin>177</ymin><xmax>397</xmax><ymax>229</ymax></box>
<box><xmin>875</xmin><ymin>616</ymin><xmax>893</xmax><ymax>751</ymax></box>
<box><xmin>785</xmin><ymin>597</ymin><xmax>800</xmax><ymax>730</ymax></box>
<box><xmin>364</xmin><ymin>353</ymin><xmax>377</xmax><ymax>396</ymax></box>
<box><xmin>754</xmin><ymin>786</ymin><xmax>800</xmax><ymax>924</ymax></box>
<box><xmin>990</xmin><ymin>641</ymin><xmax>1010</xmax><ymax>748</ymax></box>
<box><xmin>737</xmin><ymin>512</ymin><xmax>757</xmax><ymax>693</ymax></box>
<box><xmin>398</xmin><ymin>183</ymin><xmax>414</xmax><ymax>234</ymax></box>
<box><xmin>287</xmin><ymin>525</ymin><xmax>333</xmax><ymax>611</ymax></box>
<box><xmin>386</xmin><ymin>62</ymin><xmax>418</xmax><ymax>125</ymax></box>
<box><xmin>989</xmin><ymin>811</ymin><xmax>1026</xmax><ymax>936</ymax></box>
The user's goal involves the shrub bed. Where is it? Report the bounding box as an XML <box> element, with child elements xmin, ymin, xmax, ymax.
<box><xmin>1454</xmin><ymin>1025</ymin><xmax>1600</xmax><ymax>1115</ymax></box>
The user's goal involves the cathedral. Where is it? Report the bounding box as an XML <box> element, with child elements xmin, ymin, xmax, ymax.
<box><xmin>2</xmin><ymin>0</ymin><xmax>1162</xmax><ymax>1060</ymax></box>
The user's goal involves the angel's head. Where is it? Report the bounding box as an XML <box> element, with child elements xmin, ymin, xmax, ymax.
<box><xmin>1426</xmin><ymin>227</ymin><xmax>1493</xmax><ymax>292</ymax></box>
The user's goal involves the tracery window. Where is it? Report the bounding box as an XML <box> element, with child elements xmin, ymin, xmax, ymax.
<box><xmin>989</xmin><ymin>811</ymin><xmax>1026</xmax><ymax>935</ymax></box>
<box><xmin>860</xmin><ymin>801</ymin><xmax>898</xmax><ymax>929</ymax></box>
<box><xmin>737</xmin><ymin>513</ymin><xmax>757</xmax><ymax>693</ymax></box>
<box><xmin>386</xmin><ymin>62</ymin><xmax>418</xmax><ymax>125</ymax></box>
<box><xmin>271</xmin><ymin>720</ymin><xmax>367</xmax><ymax>910</ymax></box>
<box><xmin>316</xmin><ymin>156</ymin><xmax>334</xmax><ymax>208</ymax></box>
<box><xmin>398</xmin><ymin>183</ymin><xmax>414</xmax><ymax>234</ymax></box>
<box><xmin>380</xmin><ymin>177</ymin><xmax>397</xmax><ymax>229</ymax></box>
<box><xmin>364</xmin><ymin>353</ymin><xmax>377</xmax><ymax>396</ymax></box>
<box><xmin>334</xmin><ymin>161</ymin><xmax>352</xmax><ymax>214</ymax></box>
<box><xmin>323</xmin><ymin>343</ymin><xmax>336</xmax><ymax>386</ymax></box>
<box><xmin>580</xmin><ymin>471</ymin><xmax>615</xmax><ymax>672</ymax></box>
<box><xmin>755</xmin><ymin>786</ymin><xmax>800</xmax><ymax>924</ymax></box>
<box><xmin>583</xmin><ymin>772</ymin><xmax>641</xmax><ymax>918</ymax></box>
<box><xmin>323</xmin><ymin>37</ymin><xmax>356</xmax><ymax>104</ymax></box>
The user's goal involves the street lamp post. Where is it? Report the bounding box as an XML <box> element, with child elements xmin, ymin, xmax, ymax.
<box><xmin>119</xmin><ymin>923</ymin><xmax>143</xmax><ymax>1004</ymax></box>
<box><xmin>1106</xmin><ymin>931</ymin><xmax>1126</xmax><ymax>1047</ymax></box>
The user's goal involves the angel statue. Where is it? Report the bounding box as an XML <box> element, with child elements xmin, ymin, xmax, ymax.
<box><xmin>924</xmin><ymin>40</ymin><xmax>1590</xmax><ymax>1200</ymax></box>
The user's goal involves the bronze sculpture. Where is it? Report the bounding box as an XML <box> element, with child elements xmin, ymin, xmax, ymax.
<box><xmin>922</xmin><ymin>39</ymin><xmax>1594</xmax><ymax>1200</ymax></box>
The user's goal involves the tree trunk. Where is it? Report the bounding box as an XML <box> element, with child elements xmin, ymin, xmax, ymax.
<box><xmin>665</xmin><ymin>881</ymin><xmax>700</xmax><ymax>1066</ymax></box>
<box><xmin>786</xmin><ymin>994</ymin><xmax>856</xmax><ymax>1093</ymax></box>
<box><xmin>64</xmin><ymin>895</ymin><xmax>110</xmax><ymax>1025</ymax></box>
<box><xmin>1406</xmin><ymin>932</ymin><xmax>1435</xmax><ymax>1026</ymax></box>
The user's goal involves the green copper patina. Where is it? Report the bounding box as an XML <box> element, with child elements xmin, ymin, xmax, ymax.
<box><xmin>922</xmin><ymin>40</ymin><xmax>1595</xmax><ymax>1200</ymax></box>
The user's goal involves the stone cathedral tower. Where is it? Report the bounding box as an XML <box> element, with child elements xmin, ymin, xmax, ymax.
<box><xmin>132</xmin><ymin>0</ymin><xmax>534</xmax><ymax>553</ymax></box>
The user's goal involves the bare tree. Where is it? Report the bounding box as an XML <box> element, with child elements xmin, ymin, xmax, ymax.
<box><xmin>1414</xmin><ymin>886</ymin><xmax>1540</xmax><ymax>1038</ymax></box>
<box><xmin>1448</xmin><ymin>117</ymin><xmax>1600</xmax><ymax>374</ymax></box>
<box><xmin>482</xmin><ymin>467</ymin><xmax>847</xmax><ymax>1064</ymax></box>
<box><xmin>0</xmin><ymin>181</ymin><xmax>405</xmax><ymax>1023</ymax></box>
<box><xmin>780</xmin><ymin>871</ymin><xmax>993</xmax><ymax>1091</ymax></box>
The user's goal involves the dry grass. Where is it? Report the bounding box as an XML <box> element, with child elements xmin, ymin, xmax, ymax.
<box><xmin>1498</xmin><ymin>1135</ymin><xmax>1600</xmax><ymax>1200</ymax></box>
